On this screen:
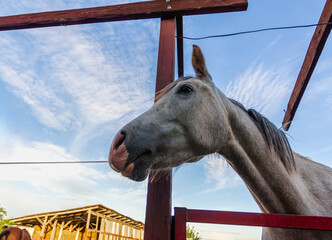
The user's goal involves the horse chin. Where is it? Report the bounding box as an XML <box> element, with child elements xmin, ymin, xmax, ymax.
<box><xmin>127</xmin><ymin>159</ymin><xmax>151</xmax><ymax>182</ymax></box>
<box><xmin>128</xmin><ymin>159</ymin><xmax>172</xmax><ymax>181</ymax></box>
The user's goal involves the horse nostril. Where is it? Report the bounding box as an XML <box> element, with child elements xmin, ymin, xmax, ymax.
<box><xmin>120</xmin><ymin>130</ymin><xmax>126</xmax><ymax>136</ymax></box>
<box><xmin>115</xmin><ymin>131</ymin><xmax>126</xmax><ymax>150</ymax></box>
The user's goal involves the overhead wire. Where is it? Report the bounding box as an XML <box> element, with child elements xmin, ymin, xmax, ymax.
<box><xmin>0</xmin><ymin>161</ymin><xmax>108</xmax><ymax>165</ymax></box>
<box><xmin>176</xmin><ymin>22</ymin><xmax>332</xmax><ymax>40</ymax></box>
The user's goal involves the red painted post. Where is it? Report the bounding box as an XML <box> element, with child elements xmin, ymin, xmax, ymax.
<box><xmin>144</xmin><ymin>17</ymin><xmax>175</xmax><ymax>240</ymax></box>
<box><xmin>174</xmin><ymin>208</ymin><xmax>187</xmax><ymax>240</ymax></box>
<box><xmin>282</xmin><ymin>0</ymin><xmax>332</xmax><ymax>130</ymax></box>
<box><xmin>0</xmin><ymin>0</ymin><xmax>247</xmax><ymax>31</ymax></box>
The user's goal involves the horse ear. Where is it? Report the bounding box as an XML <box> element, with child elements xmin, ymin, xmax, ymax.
<box><xmin>192</xmin><ymin>45</ymin><xmax>211</xmax><ymax>80</ymax></box>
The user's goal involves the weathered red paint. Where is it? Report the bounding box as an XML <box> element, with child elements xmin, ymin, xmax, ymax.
<box><xmin>174</xmin><ymin>207</ymin><xmax>332</xmax><ymax>240</ymax></box>
<box><xmin>0</xmin><ymin>0</ymin><xmax>247</xmax><ymax>31</ymax></box>
<box><xmin>143</xmin><ymin>17</ymin><xmax>175</xmax><ymax>240</ymax></box>
<box><xmin>174</xmin><ymin>207</ymin><xmax>187</xmax><ymax>240</ymax></box>
<box><xmin>282</xmin><ymin>0</ymin><xmax>332</xmax><ymax>130</ymax></box>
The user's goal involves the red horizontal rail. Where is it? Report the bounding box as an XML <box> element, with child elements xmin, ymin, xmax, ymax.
<box><xmin>174</xmin><ymin>207</ymin><xmax>332</xmax><ymax>240</ymax></box>
<box><xmin>0</xmin><ymin>0</ymin><xmax>247</xmax><ymax>31</ymax></box>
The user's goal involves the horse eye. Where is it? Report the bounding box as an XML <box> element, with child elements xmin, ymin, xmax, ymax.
<box><xmin>177</xmin><ymin>84</ymin><xmax>194</xmax><ymax>94</ymax></box>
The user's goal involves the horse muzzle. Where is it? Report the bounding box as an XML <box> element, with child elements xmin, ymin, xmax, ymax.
<box><xmin>109</xmin><ymin>131</ymin><xmax>134</xmax><ymax>177</ymax></box>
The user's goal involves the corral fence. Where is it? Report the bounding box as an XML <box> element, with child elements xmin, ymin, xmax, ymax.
<box><xmin>173</xmin><ymin>207</ymin><xmax>332</xmax><ymax>240</ymax></box>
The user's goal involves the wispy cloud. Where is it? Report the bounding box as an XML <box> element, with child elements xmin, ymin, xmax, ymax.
<box><xmin>0</xmin><ymin>137</ymin><xmax>147</xmax><ymax>219</ymax></box>
<box><xmin>305</xmin><ymin>75</ymin><xmax>332</xmax><ymax>108</ymax></box>
<box><xmin>225</xmin><ymin>63</ymin><xmax>292</xmax><ymax>118</ymax></box>
<box><xmin>0</xmin><ymin>0</ymin><xmax>139</xmax><ymax>16</ymax></box>
<box><xmin>202</xmin><ymin>156</ymin><xmax>242</xmax><ymax>192</ymax></box>
<box><xmin>0</xmin><ymin>137</ymin><xmax>108</xmax><ymax>194</ymax></box>
<box><xmin>0</xmin><ymin>23</ymin><xmax>156</xmax><ymax>131</ymax></box>
<box><xmin>0</xmin><ymin>0</ymin><xmax>160</xmax><ymax>158</ymax></box>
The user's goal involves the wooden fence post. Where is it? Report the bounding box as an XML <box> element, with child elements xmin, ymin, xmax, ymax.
<box><xmin>50</xmin><ymin>219</ymin><xmax>58</xmax><ymax>240</ymax></box>
<box><xmin>83</xmin><ymin>210</ymin><xmax>91</xmax><ymax>240</ymax></box>
<box><xmin>95</xmin><ymin>216</ymin><xmax>99</xmax><ymax>240</ymax></box>
<box><xmin>75</xmin><ymin>229</ymin><xmax>80</xmax><ymax>240</ymax></box>
<box><xmin>144</xmin><ymin>17</ymin><xmax>175</xmax><ymax>240</ymax></box>
<box><xmin>118</xmin><ymin>223</ymin><xmax>123</xmax><ymax>240</ymax></box>
<box><xmin>58</xmin><ymin>222</ymin><xmax>64</xmax><ymax>240</ymax></box>
<box><xmin>39</xmin><ymin>216</ymin><xmax>48</xmax><ymax>240</ymax></box>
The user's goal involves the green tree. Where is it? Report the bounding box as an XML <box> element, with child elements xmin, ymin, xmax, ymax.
<box><xmin>186</xmin><ymin>225</ymin><xmax>202</xmax><ymax>240</ymax></box>
<box><xmin>0</xmin><ymin>206</ymin><xmax>13</xmax><ymax>231</ymax></box>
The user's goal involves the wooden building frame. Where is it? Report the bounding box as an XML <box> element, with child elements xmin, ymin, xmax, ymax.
<box><xmin>10</xmin><ymin>205</ymin><xmax>144</xmax><ymax>240</ymax></box>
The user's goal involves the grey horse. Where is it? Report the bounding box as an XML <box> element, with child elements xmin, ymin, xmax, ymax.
<box><xmin>109</xmin><ymin>45</ymin><xmax>332</xmax><ymax>240</ymax></box>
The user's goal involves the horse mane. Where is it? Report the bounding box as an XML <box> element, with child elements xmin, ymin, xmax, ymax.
<box><xmin>228</xmin><ymin>98</ymin><xmax>295</xmax><ymax>173</ymax></box>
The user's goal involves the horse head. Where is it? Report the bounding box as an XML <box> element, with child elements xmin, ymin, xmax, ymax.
<box><xmin>109</xmin><ymin>45</ymin><xmax>231</xmax><ymax>181</ymax></box>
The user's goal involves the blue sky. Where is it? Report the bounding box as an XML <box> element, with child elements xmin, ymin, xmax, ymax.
<box><xmin>0</xmin><ymin>0</ymin><xmax>331</xmax><ymax>239</ymax></box>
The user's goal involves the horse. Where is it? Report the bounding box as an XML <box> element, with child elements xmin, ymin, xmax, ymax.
<box><xmin>108</xmin><ymin>45</ymin><xmax>332</xmax><ymax>239</ymax></box>
<box><xmin>0</xmin><ymin>228</ymin><xmax>31</xmax><ymax>240</ymax></box>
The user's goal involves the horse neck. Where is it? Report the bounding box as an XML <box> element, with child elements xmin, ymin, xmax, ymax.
<box><xmin>217</xmin><ymin>96</ymin><xmax>310</xmax><ymax>214</ymax></box>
